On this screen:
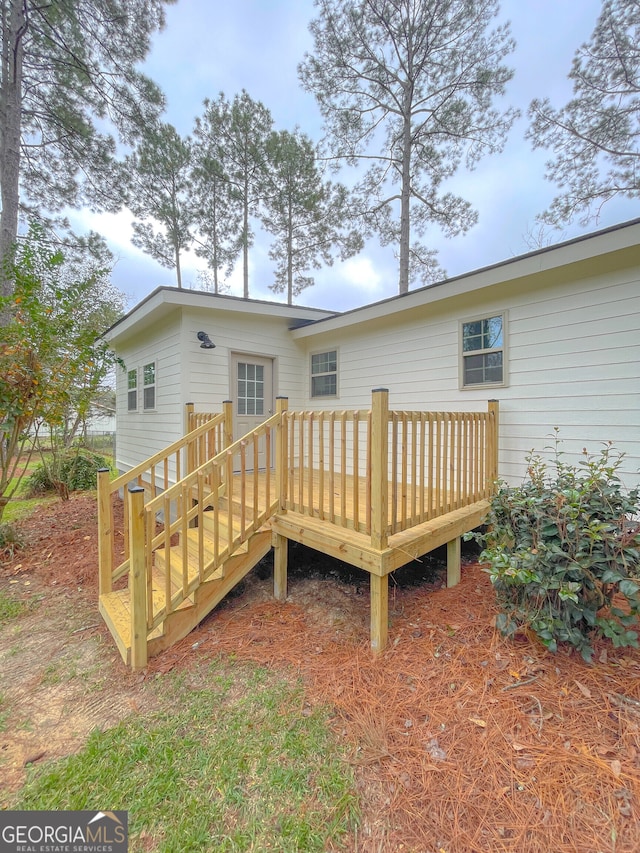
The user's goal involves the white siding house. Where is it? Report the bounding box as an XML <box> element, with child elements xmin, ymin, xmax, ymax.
<box><xmin>106</xmin><ymin>218</ymin><xmax>640</xmax><ymax>490</ymax></box>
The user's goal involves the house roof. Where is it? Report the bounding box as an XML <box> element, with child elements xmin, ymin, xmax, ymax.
<box><xmin>291</xmin><ymin>216</ymin><xmax>640</xmax><ymax>339</ymax></box>
<box><xmin>106</xmin><ymin>217</ymin><xmax>640</xmax><ymax>344</ymax></box>
<box><xmin>104</xmin><ymin>287</ymin><xmax>338</xmax><ymax>344</ymax></box>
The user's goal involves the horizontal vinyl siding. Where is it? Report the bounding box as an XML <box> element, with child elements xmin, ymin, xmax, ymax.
<box><xmin>499</xmin><ymin>271</ymin><xmax>639</xmax><ymax>487</ymax></box>
<box><xmin>115</xmin><ymin>314</ymin><xmax>183</xmax><ymax>475</ymax></box>
<box><xmin>181</xmin><ymin>309</ymin><xmax>308</xmax><ymax>411</ymax></box>
<box><xmin>300</xmin><ymin>267</ymin><xmax>640</xmax><ymax>489</ymax></box>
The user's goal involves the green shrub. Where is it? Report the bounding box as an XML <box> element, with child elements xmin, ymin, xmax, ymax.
<box><xmin>27</xmin><ymin>449</ymin><xmax>111</xmax><ymax>496</ymax></box>
<box><xmin>473</xmin><ymin>437</ymin><xmax>640</xmax><ymax>662</ymax></box>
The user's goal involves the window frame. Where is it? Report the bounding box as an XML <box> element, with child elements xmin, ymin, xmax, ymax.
<box><xmin>459</xmin><ymin>312</ymin><xmax>507</xmax><ymax>390</ymax></box>
<box><xmin>310</xmin><ymin>348</ymin><xmax>339</xmax><ymax>399</ymax></box>
<box><xmin>142</xmin><ymin>361</ymin><xmax>157</xmax><ymax>411</ymax></box>
<box><xmin>127</xmin><ymin>368</ymin><xmax>138</xmax><ymax>412</ymax></box>
<box><xmin>236</xmin><ymin>360</ymin><xmax>265</xmax><ymax>417</ymax></box>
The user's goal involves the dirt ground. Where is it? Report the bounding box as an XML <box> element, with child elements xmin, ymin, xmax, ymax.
<box><xmin>2</xmin><ymin>493</ymin><xmax>640</xmax><ymax>852</ymax></box>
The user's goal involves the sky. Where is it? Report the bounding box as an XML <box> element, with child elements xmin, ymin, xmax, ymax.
<box><xmin>70</xmin><ymin>0</ymin><xmax>638</xmax><ymax>313</ymax></box>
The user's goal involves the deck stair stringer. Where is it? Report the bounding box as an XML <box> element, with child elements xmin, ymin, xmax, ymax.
<box><xmin>147</xmin><ymin>527</ymin><xmax>272</xmax><ymax>658</ymax></box>
<box><xmin>100</xmin><ymin>518</ymin><xmax>273</xmax><ymax>666</ymax></box>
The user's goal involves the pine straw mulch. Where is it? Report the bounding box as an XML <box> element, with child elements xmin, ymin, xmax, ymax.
<box><xmin>4</xmin><ymin>494</ymin><xmax>640</xmax><ymax>852</ymax></box>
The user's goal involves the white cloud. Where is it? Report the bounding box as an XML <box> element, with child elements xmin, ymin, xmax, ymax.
<box><xmin>340</xmin><ymin>255</ymin><xmax>385</xmax><ymax>293</ymax></box>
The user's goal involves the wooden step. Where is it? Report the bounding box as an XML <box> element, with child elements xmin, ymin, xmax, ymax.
<box><xmin>99</xmin><ymin>567</ymin><xmax>194</xmax><ymax>666</ymax></box>
<box><xmin>154</xmin><ymin>541</ymin><xmax>225</xmax><ymax>590</ymax></box>
<box><xmin>147</xmin><ymin>528</ymin><xmax>273</xmax><ymax>658</ymax></box>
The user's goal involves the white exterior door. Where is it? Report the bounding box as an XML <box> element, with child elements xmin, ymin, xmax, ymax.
<box><xmin>231</xmin><ymin>354</ymin><xmax>274</xmax><ymax>468</ymax></box>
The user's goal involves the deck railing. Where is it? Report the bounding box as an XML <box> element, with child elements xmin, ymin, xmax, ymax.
<box><xmin>282</xmin><ymin>408</ymin><xmax>372</xmax><ymax>533</ymax></box>
<box><xmin>97</xmin><ymin>405</ymin><xmax>231</xmax><ymax>596</ymax></box>
<box><xmin>279</xmin><ymin>390</ymin><xmax>498</xmax><ymax>546</ymax></box>
<box><xmin>387</xmin><ymin>405</ymin><xmax>498</xmax><ymax>535</ymax></box>
<box><xmin>129</xmin><ymin>410</ymin><xmax>282</xmax><ymax>642</ymax></box>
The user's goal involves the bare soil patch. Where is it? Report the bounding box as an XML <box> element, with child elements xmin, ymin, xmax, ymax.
<box><xmin>2</xmin><ymin>494</ymin><xmax>640</xmax><ymax>852</ymax></box>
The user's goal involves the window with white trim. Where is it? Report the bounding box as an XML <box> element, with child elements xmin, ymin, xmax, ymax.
<box><xmin>143</xmin><ymin>362</ymin><xmax>156</xmax><ymax>410</ymax></box>
<box><xmin>237</xmin><ymin>362</ymin><xmax>264</xmax><ymax>416</ymax></box>
<box><xmin>311</xmin><ymin>350</ymin><xmax>337</xmax><ymax>397</ymax></box>
<box><xmin>461</xmin><ymin>314</ymin><xmax>505</xmax><ymax>387</ymax></box>
<box><xmin>127</xmin><ymin>369</ymin><xmax>137</xmax><ymax>411</ymax></box>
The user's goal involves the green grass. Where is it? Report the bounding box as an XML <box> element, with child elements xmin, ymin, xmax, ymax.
<box><xmin>2</xmin><ymin>494</ymin><xmax>58</xmax><ymax>524</ymax></box>
<box><xmin>14</xmin><ymin>661</ymin><xmax>358</xmax><ymax>852</ymax></box>
<box><xmin>0</xmin><ymin>590</ymin><xmax>27</xmax><ymax>626</ymax></box>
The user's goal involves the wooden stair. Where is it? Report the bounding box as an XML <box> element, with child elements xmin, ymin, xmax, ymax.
<box><xmin>99</xmin><ymin>507</ymin><xmax>272</xmax><ymax>667</ymax></box>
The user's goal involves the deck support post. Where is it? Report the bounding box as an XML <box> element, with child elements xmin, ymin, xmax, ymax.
<box><xmin>273</xmin><ymin>533</ymin><xmax>288</xmax><ymax>601</ymax></box>
<box><xmin>447</xmin><ymin>536</ymin><xmax>461</xmax><ymax>587</ymax></box>
<box><xmin>370</xmin><ymin>573</ymin><xmax>389</xmax><ymax>653</ymax></box>
<box><xmin>128</xmin><ymin>486</ymin><xmax>148</xmax><ymax>670</ymax></box>
<box><xmin>371</xmin><ymin>388</ymin><xmax>389</xmax><ymax>551</ymax></box>
<box><xmin>97</xmin><ymin>468</ymin><xmax>113</xmax><ymax>596</ymax></box>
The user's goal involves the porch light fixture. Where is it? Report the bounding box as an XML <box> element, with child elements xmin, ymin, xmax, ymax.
<box><xmin>197</xmin><ymin>331</ymin><xmax>216</xmax><ymax>349</ymax></box>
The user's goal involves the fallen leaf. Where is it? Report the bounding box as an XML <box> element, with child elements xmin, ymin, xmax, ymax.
<box><xmin>574</xmin><ymin>680</ymin><xmax>592</xmax><ymax>699</ymax></box>
<box><xmin>509</xmin><ymin>669</ymin><xmax>521</xmax><ymax>679</ymax></box>
<box><xmin>512</xmin><ymin>741</ymin><xmax>527</xmax><ymax>751</ymax></box>
<box><xmin>469</xmin><ymin>717</ymin><xmax>487</xmax><ymax>728</ymax></box>
<box><xmin>610</xmin><ymin>760</ymin><xmax>622</xmax><ymax>778</ymax></box>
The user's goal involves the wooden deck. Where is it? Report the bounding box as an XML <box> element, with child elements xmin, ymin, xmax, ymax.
<box><xmin>97</xmin><ymin>392</ymin><xmax>498</xmax><ymax>668</ymax></box>
<box><xmin>238</xmin><ymin>467</ymin><xmax>488</xmax><ymax>573</ymax></box>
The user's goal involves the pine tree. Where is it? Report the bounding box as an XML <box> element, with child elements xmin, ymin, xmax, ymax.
<box><xmin>527</xmin><ymin>0</ymin><xmax>640</xmax><ymax>226</ymax></box>
<box><xmin>299</xmin><ymin>0</ymin><xmax>518</xmax><ymax>293</ymax></box>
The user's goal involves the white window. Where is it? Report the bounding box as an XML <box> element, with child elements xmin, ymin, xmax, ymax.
<box><xmin>127</xmin><ymin>369</ymin><xmax>137</xmax><ymax>411</ymax></box>
<box><xmin>311</xmin><ymin>350</ymin><xmax>337</xmax><ymax>398</ymax></box>
<box><xmin>237</xmin><ymin>362</ymin><xmax>264</xmax><ymax>416</ymax></box>
<box><xmin>143</xmin><ymin>362</ymin><xmax>156</xmax><ymax>410</ymax></box>
<box><xmin>461</xmin><ymin>314</ymin><xmax>505</xmax><ymax>387</ymax></box>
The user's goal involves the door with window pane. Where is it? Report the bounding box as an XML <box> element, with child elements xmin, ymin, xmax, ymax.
<box><xmin>231</xmin><ymin>354</ymin><xmax>274</xmax><ymax>469</ymax></box>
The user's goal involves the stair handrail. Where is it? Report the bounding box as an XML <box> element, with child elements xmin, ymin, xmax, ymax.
<box><xmin>124</xmin><ymin>409</ymin><xmax>285</xmax><ymax>660</ymax></box>
<box><xmin>98</xmin><ymin>410</ymin><xmax>227</xmax><ymax>596</ymax></box>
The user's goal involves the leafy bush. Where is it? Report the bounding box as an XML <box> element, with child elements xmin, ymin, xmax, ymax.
<box><xmin>27</xmin><ymin>449</ymin><xmax>111</xmax><ymax>497</ymax></box>
<box><xmin>473</xmin><ymin>437</ymin><xmax>640</xmax><ymax>661</ymax></box>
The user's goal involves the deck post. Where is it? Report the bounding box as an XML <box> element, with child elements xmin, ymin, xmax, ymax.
<box><xmin>370</xmin><ymin>573</ymin><xmax>389</xmax><ymax>653</ymax></box>
<box><xmin>273</xmin><ymin>532</ymin><xmax>288</xmax><ymax>601</ymax></box>
<box><xmin>447</xmin><ymin>537</ymin><xmax>461</xmax><ymax>587</ymax></box>
<box><xmin>371</xmin><ymin>388</ymin><xmax>389</xmax><ymax>551</ymax></box>
<box><xmin>276</xmin><ymin>397</ymin><xmax>289</xmax><ymax>510</ymax></box>
<box><xmin>97</xmin><ymin>468</ymin><xmax>112</xmax><ymax>596</ymax></box>
<box><xmin>184</xmin><ymin>401</ymin><xmax>195</xmax><ymax>434</ymax></box>
<box><xmin>184</xmin><ymin>402</ymin><xmax>195</xmax><ymax>478</ymax></box>
<box><xmin>223</xmin><ymin>399</ymin><xmax>233</xmax><ymax>450</ymax></box>
<box><xmin>128</xmin><ymin>486</ymin><xmax>148</xmax><ymax>670</ymax></box>
<box><xmin>488</xmin><ymin>399</ymin><xmax>500</xmax><ymax>487</ymax></box>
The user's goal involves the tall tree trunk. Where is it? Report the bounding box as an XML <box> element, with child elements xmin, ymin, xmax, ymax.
<box><xmin>0</xmin><ymin>0</ymin><xmax>25</xmax><ymax>303</ymax></box>
<box><xmin>242</xmin><ymin>176</ymin><xmax>249</xmax><ymax>298</ymax></box>
<box><xmin>398</xmin><ymin>91</ymin><xmax>412</xmax><ymax>295</ymax></box>
<box><xmin>174</xmin><ymin>241</ymin><xmax>182</xmax><ymax>288</ymax></box>
<box><xmin>287</xmin><ymin>196</ymin><xmax>293</xmax><ymax>305</ymax></box>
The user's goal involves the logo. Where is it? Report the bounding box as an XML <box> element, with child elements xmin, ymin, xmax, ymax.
<box><xmin>0</xmin><ymin>810</ymin><xmax>128</xmax><ymax>853</ymax></box>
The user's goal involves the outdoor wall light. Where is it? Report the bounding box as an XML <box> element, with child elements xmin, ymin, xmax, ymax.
<box><xmin>197</xmin><ymin>331</ymin><xmax>216</xmax><ymax>349</ymax></box>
